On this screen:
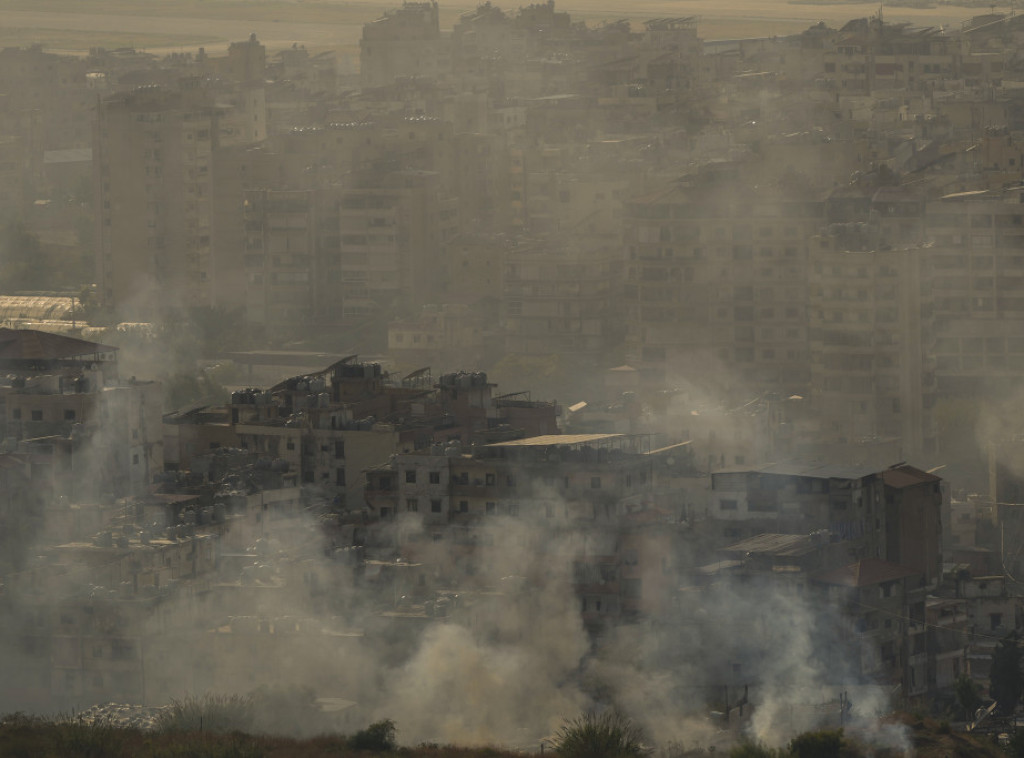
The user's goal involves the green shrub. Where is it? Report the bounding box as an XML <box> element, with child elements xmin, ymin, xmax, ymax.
<box><xmin>347</xmin><ymin>719</ymin><xmax>397</xmax><ymax>752</ymax></box>
<box><xmin>147</xmin><ymin>733</ymin><xmax>265</xmax><ymax>758</ymax></box>
<box><xmin>553</xmin><ymin>711</ymin><xmax>647</xmax><ymax>758</ymax></box>
<box><xmin>729</xmin><ymin>739</ymin><xmax>786</xmax><ymax>758</ymax></box>
<box><xmin>52</xmin><ymin>717</ymin><xmax>128</xmax><ymax>758</ymax></box>
<box><xmin>789</xmin><ymin>728</ymin><xmax>844</xmax><ymax>758</ymax></box>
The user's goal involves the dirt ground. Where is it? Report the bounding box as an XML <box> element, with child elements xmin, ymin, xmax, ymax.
<box><xmin>0</xmin><ymin>0</ymin><xmax>993</xmax><ymax>56</ymax></box>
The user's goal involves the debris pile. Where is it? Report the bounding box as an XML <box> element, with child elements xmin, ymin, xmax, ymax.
<box><xmin>73</xmin><ymin>702</ymin><xmax>167</xmax><ymax>730</ymax></box>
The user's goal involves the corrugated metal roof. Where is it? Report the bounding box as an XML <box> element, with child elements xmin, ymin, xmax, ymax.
<box><xmin>717</xmin><ymin>461</ymin><xmax>879</xmax><ymax>480</ymax></box>
<box><xmin>486</xmin><ymin>433</ymin><xmax>624</xmax><ymax>447</ymax></box>
<box><xmin>0</xmin><ymin>327</ymin><xmax>117</xmax><ymax>361</ymax></box>
<box><xmin>721</xmin><ymin>533</ymin><xmax>818</xmax><ymax>557</ymax></box>
<box><xmin>647</xmin><ymin>440</ymin><xmax>692</xmax><ymax>456</ymax></box>
<box><xmin>0</xmin><ymin>295</ymin><xmax>75</xmax><ymax>321</ymax></box>
<box><xmin>696</xmin><ymin>559</ymin><xmax>744</xmax><ymax>576</ymax></box>
<box><xmin>882</xmin><ymin>464</ymin><xmax>941</xmax><ymax>489</ymax></box>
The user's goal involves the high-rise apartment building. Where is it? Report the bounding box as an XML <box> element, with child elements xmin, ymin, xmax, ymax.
<box><xmin>360</xmin><ymin>1</ymin><xmax>444</xmax><ymax>88</ymax></box>
<box><xmin>95</xmin><ymin>81</ymin><xmax>218</xmax><ymax>319</ymax></box>
<box><xmin>622</xmin><ymin>168</ymin><xmax>822</xmax><ymax>399</ymax></box>
<box><xmin>808</xmin><ymin>240</ymin><xmax>935</xmax><ymax>458</ymax></box>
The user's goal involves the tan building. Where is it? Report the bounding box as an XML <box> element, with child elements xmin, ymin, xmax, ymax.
<box><xmin>925</xmin><ymin>190</ymin><xmax>1024</xmax><ymax>397</ymax></box>
<box><xmin>0</xmin><ymin>329</ymin><xmax>163</xmax><ymax>500</ymax></box>
<box><xmin>95</xmin><ymin>83</ymin><xmax>218</xmax><ymax>319</ymax></box>
<box><xmin>359</xmin><ymin>1</ymin><xmax>445</xmax><ymax>89</ymax></box>
<box><xmin>808</xmin><ymin>240</ymin><xmax>934</xmax><ymax>459</ymax></box>
<box><xmin>622</xmin><ymin>170</ymin><xmax>821</xmax><ymax>398</ymax></box>
<box><xmin>502</xmin><ymin>237</ymin><xmax>621</xmax><ymax>361</ymax></box>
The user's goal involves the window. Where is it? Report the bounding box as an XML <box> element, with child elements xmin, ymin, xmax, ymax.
<box><xmin>991</xmin><ymin>613</ymin><xmax>1003</xmax><ymax>630</ymax></box>
<box><xmin>132</xmin><ymin>454</ymin><xmax>139</xmax><ymax>465</ymax></box>
<box><xmin>336</xmin><ymin>468</ymin><xmax>346</xmax><ymax>486</ymax></box>
<box><xmin>31</xmin><ymin>410</ymin><xmax>42</xmax><ymax>421</ymax></box>
<box><xmin>459</xmin><ymin>500</ymin><xmax>468</xmax><ymax>513</ymax></box>
<box><xmin>430</xmin><ymin>499</ymin><xmax>442</xmax><ymax>513</ymax></box>
<box><xmin>64</xmin><ymin>409</ymin><xmax>76</xmax><ymax>421</ymax></box>
<box><xmin>485</xmin><ymin>473</ymin><xmax>496</xmax><ymax>486</ymax></box>
<box><xmin>11</xmin><ymin>409</ymin><xmax>20</xmax><ymax>420</ymax></box>
<box><xmin>429</xmin><ymin>471</ymin><xmax>441</xmax><ymax>484</ymax></box>
<box><xmin>334</xmin><ymin>440</ymin><xmax>345</xmax><ymax>458</ymax></box>
<box><xmin>111</xmin><ymin>640</ymin><xmax>135</xmax><ymax>660</ymax></box>
<box><xmin>622</xmin><ymin>578</ymin><xmax>642</xmax><ymax>598</ymax></box>
<box><xmin>720</xmin><ymin>499</ymin><xmax>738</xmax><ymax>511</ymax></box>
<box><xmin>486</xmin><ymin>502</ymin><xmax>496</xmax><ymax>514</ymax></box>
<box><xmin>591</xmin><ymin>476</ymin><xmax>602</xmax><ymax>489</ymax></box>
<box><xmin>406</xmin><ymin>470</ymin><xmax>416</xmax><ymax>484</ymax></box>
<box><xmin>406</xmin><ymin>498</ymin><xmax>418</xmax><ymax>512</ymax></box>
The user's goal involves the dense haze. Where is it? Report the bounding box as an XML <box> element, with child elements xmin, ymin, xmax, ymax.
<box><xmin>2</xmin><ymin>0</ymin><xmax>1023</xmax><ymax>752</ymax></box>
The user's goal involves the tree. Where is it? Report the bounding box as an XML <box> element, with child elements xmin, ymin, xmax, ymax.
<box><xmin>990</xmin><ymin>631</ymin><xmax>1022</xmax><ymax>715</ymax></box>
<box><xmin>955</xmin><ymin>674</ymin><xmax>983</xmax><ymax>722</ymax></box>
<box><xmin>554</xmin><ymin>711</ymin><xmax>647</xmax><ymax>758</ymax></box>
<box><xmin>347</xmin><ymin>719</ymin><xmax>396</xmax><ymax>752</ymax></box>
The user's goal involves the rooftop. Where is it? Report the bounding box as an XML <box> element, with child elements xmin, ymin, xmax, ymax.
<box><xmin>486</xmin><ymin>433</ymin><xmax>624</xmax><ymax>448</ymax></box>
<box><xmin>881</xmin><ymin>464</ymin><xmax>941</xmax><ymax>489</ymax></box>
<box><xmin>814</xmin><ymin>558</ymin><xmax>918</xmax><ymax>587</ymax></box>
<box><xmin>721</xmin><ymin>532</ymin><xmax>821</xmax><ymax>558</ymax></box>
<box><xmin>715</xmin><ymin>461</ymin><xmax>879</xmax><ymax>480</ymax></box>
<box><xmin>0</xmin><ymin>328</ymin><xmax>117</xmax><ymax>363</ymax></box>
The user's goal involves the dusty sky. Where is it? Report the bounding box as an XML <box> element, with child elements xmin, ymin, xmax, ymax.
<box><xmin>0</xmin><ymin>0</ymin><xmax>994</xmax><ymax>55</ymax></box>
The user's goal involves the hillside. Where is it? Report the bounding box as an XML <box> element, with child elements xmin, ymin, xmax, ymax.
<box><xmin>0</xmin><ymin>713</ymin><xmax>1011</xmax><ymax>758</ymax></box>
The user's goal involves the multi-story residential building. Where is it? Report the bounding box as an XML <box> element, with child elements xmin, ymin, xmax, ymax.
<box><xmin>241</xmin><ymin>188</ymin><xmax>318</xmax><ymax>329</ymax></box>
<box><xmin>502</xmin><ymin>237</ymin><xmax>622</xmax><ymax>361</ymax></box>
<box><xmin>0</xmin><ymin>328</ymin><xmax>163</xmax><ymax>500</ymax></box>
<box><xmin>239</xmin><ymin>160</ymin><xmax>459</xmax><ymax>333</ymax></box>
<box><xmin>388</xmin><ymin>303</ymin><xmax>494</xmax><ymax>371</ymax></box>
<box><xmin>709</xmin><ymin>461</ymin><xmax>943</xmax><ymax>585</ymax></box>
<box><xmin>366</xmin><ymin>432</ymin><xmax>693</xmax><ymax>627</ymax></box>
<box><xmin>807</xmin><ymin>237</ymin><xmax>935</xmax><ymax>459</ymax></box>
<box><xmin>359</xmin><ymin>1</ymin><xmax>445</xmax><ymax>89</ymax></box>
<box><xmin>813</xmin><ymin>558</ymin><xmax>925</xmax><ymax>698</ymax></box>
<box><xmin>333</xmin><ymin>170</ymin><xmax>459</xmax><ymax>323</ymax></box>
<box><xmin>925</xmin><ymin>190</ymin><xmax>1024</xmax><ymax>397</ymax></box>
<box><xmin>820</xmin><ymin>18</ymin><xmax>962</xmax><ymax>96</ymax></box>
<box><xmin>95</xmin><ymin>82</ymin><xmax>219</xmax><ymax>319</ymax></box>
<box><xmin>622</xmin><ymin>168</ymin><xmax>822</xmax><ymax>399</ymax></box>
<box><xmin>167</xmin><ymin>363</ymin><xmax>557</xmax><ymax>509</ymax></box>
